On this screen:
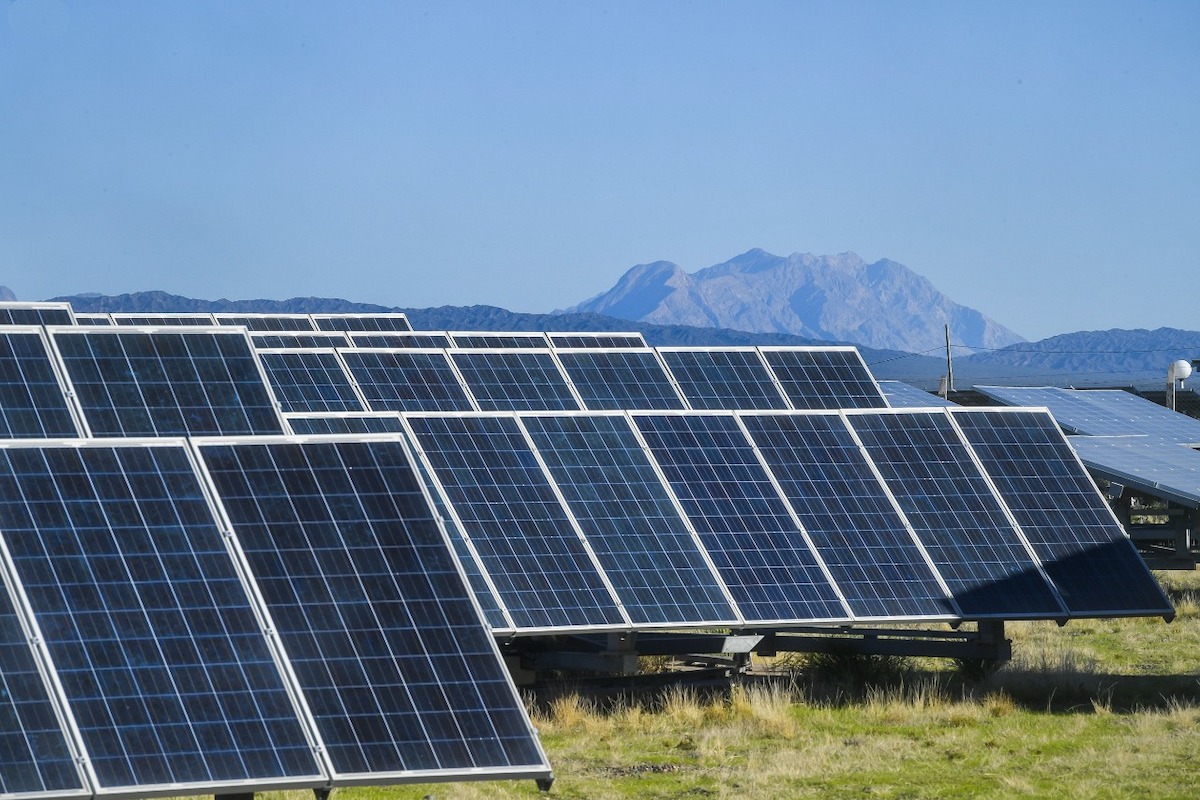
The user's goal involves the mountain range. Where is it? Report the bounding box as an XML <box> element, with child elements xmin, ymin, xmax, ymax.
<box><xmin>566</xmin><ymin>249</ymin><xmax>1025</xmax><ymax>355</ymax></box>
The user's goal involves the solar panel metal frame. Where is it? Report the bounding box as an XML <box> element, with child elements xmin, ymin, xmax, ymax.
<box><xmin>399</xmin><ymin>411</ymin><xmax>633</xmax><ymax>636</ymax></box>
<box><xmin>282</xmin><ymin>411</ymin><xmax>407</xmax><ymax>435</ymax></box>
<box><xmin>448</xmin><ymin>348</ymin><xmax>584</xmax><ymax>412</ymax></box>
<box><xmin>190</xmin><ymin>434</ymin><xmax>553</xmax><ymax>786</ymax></box>
<box><xmin>0</xmin><ymin>302</ymin><xmax>77</xmax><ymax>327</ymax></box>
<box><xmin>757</xmin><ymin>346</ymin><xmax>889</xmax><ymax>410</ymax></box>
<box><xmin>310</xmin><ymin>313</ymin><xmax>412</xmax><ymax>333</ymax></box>
<box><xmin>655</xmin><ymin>347</ymin><xmax>792</xmax><ymax>410</ymax></box>
<box><xmin>0</xmin><ymin>437</ymin><xmax>330</xmax><ymax>799</ymax></box>
<box><xmin>256</xmin><ymin>347</ymin><xmax>369</xmax><ymax>414</ymax></box>
<box><xmin>554</xmin><ymin>347</ymin><xmax>689</xmax><ymax>411</ymax></box>
<box><xmin>45</xmin><ymin>325</ymin><xmax>289</xmax><ymax>438</ymax></box>
<box><xmin>0</xmin><ymin>326</ymin><xmax>87</xmax><ymax>439</ymax></box>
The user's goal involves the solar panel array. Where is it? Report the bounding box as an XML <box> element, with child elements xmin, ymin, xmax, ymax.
<box><xmin>0</xmin><ymin>301</ymin><xmax>1175</xmax><ymax>798</ymax></box>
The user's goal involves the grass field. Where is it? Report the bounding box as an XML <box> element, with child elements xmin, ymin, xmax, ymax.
<box><xmin>262</xmin><ymin>571</ymin><xmax>1200</xmax><ymax>800</ymax></box>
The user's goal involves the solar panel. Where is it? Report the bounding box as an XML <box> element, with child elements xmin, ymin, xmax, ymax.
<box><xmin>951</xmin><ymin>409</ymin><xmax>1172</xmax><ymax>615</ymax></box>
<box><xmin>49</xmin><ymin>327</ymin><xmax>286</xmax><ymax>437</ymax></box>
<box><xmin>450</xmin><ymin>332</ymin><xmax>549</xmax><ymax>349</ymax></box>
<box><xmin>0</xmin><ymin>329</ymin><xmax>82</xmax><ymax>438</ymax></box>
<box><xmin>976</xmin><ymin>386</ymin><xmax>1162</xmax><ymax>438</ymax></box>
<box><xmin>879</xmin><ymin>380</ymin><xmax>956</xmax><ymax>408</ymax></box>
<box><xmin>555</xmin><ymin>349</ymin><xmax>686</xmax><ymax>410</ymax></box>
<box><xmin>0</xmin><ymin>303</ymin><xmax>75</xmax><ymax>326</ymax></box>
<box><xmin>196</xmin><ymin>438</ymin><xmax>550</xmax><ymax>781</ymax></box>
<box><xmin>252</xmin><ymin>332</ymin><xmax>351</xmax><ymax>349</ymax></box>
<box><xmin>257</xmin><ymin>349</ymin><xmax>366</xmax><ymax>413</ymax></box>
<box><xmin>348</xmin><ymin>332</ymin><xmax>455</xmax><ymax>349</ymax></box>
<box><xmin>111</xmin><ymin>314</ymin><xmax>217</xmax><ymax>326</ymax></box>
<box><xmin>632</xmin><ymin>413</ymin><xmax>847</xmax><ymax>624</ymax></box>
<box><xmin>73</xmin><ymin>313</ymin><xmax>113</xmax><ymax>326</ymax></box>
<box><xmin>548</xmin><ymin>333</ymin><xmax>647</xmax><ymax>348</ymax></box>
<box><xmin>312</xmin><ymin>314</ymin><xmax>412</xmax><ymax>333</ymax></box>
<box><xmin>846</xmin><ymin>411</ymin><xmax>1064</xmax><ymax>617</ymax></box>
<box><xmin>450</xmin><ymin>351</ymin><xmax>581</xmax><ymax>412</ymax></box>
<box><xmin>341</xmin><ymin>350</ymin><xmax>475</xmax><ymax>412</ymax></box>
<box><xmin>214</xmin><ymin>314</ymin><xmax>317</xmax><ymax>332</ymax></box>
<box><xmin>284</xmin><ymin>412</ymin><xmax>406</xmax><ymax>435</ymax></box>
<box><xmin>738</xmin><ymin>412</ymin><xmax>954</xmax><ymax>618</ymax></box>
<box><xmin>1068</xmin><ymin>436</ymin><xmax>1200</xmax><ymax>509</ymax></box>
<box><xmin>0</xmin><ymin>578</ymin><xmax>85</xmax><ymax>796</ymax></box>
<box><xmin>519</xmin><ymin>413</ymin><xmax>739</xmax><ymax>626</ymax></box>
<box><xmin>403</xmin><ymin>414</ymin><xmax>626</xmax><ymax>630</ymax></box>
<box><xmin>658</xmin><ymin>349</ymin><xmax>789</xmax><ymax>410</ymax></box>
<box><xmin>759</xmin><ymin>348</ymin><xmax>888</xmax><ymax>410</ymax></box>
<box><xmin>0</xmin><ymin>442</ymin><xmax>324</xmax><ymax>794</ymax></box>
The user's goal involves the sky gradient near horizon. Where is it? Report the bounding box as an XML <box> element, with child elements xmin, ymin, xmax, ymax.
<box><xmin>2</xmin><ymin>1</ymin><xmax>1197</xmax><ymax>344</ymax></box>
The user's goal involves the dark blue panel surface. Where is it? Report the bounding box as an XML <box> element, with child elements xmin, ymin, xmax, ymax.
<box><xmin>848</xmin><ymin>412</ymin><xmax>1062</xmax><ymax>617</ymax></box>
<box><xmin>349</xmin><ymin>333</ymin><xmax>454</xmax><ymax>349</ymax></box>
<box><xmin>0</xmin><ymin>306</ymin><xmax>74</xmax><ymax>326</ymax></box>
<box><xmin>215</xmin><ymin>315</ymin><xmax>316</xmax><ymax>331</ymax></box>
<box><xmin>953</xmin><ymin>410</ymin><xmax>1172</xmax><ymax>615</ymax></box>
<box><xmin>0</xmin><ymin>444</ymin><xmax>320</xmax><ymax>790</ymax></box>
<box><xmin>406</xmin><ymin>415</ymin><xmax>624</xmax><ymax>629</ymax></box>
<box><xmin>0</xmin><ymin>331</ymin><xmax>79</xmax><ymax>438</ymax></box>
<box><xmin>548</xmin><ymin>333</ymin><xmax>646</xmax><ymax>348</ymax></box>
<box><xmin>112</xmin><ymin>315</ymin><xmax>216</xmax><ymax>327</ymax></box>
<box><xmin>341</xmin><ymin>350</ymin><xmax>474</xmax><ymax>412</ymax></box>
<box><xmin>0</xmin><ymin>586</ymin><xmax>82</xmax><ymax>795</ymax></box>
<box><xmin>760</xmin><ymin>349</ymin><xmax>887</xmax><ymax>410</ymax></box>
<box><xmin>740</xmin><ymin>413</ymin><xmax>953</xmax><ymax>617</ymax></box>
<box><xmin>252</xmin><ymin>333</ymin><xmax>350</xmax><ymax>349</ymax></box>
<box><xmin>199</xmin><ymin>440</ymin><xmax>544</xmax><ymax>776</ymax></box>
<box><xmin>259</xmin><ymin>351</ymin><xmax>364</xmax><ymax>413</ymax></box>
<box><xmin>658</xmin><ymin>350</ymin><xmax>788</xmax><ymax>410</ymax></box>
<box><xmin>285</xmin><ymin>414</ymin><xmax>406</xmax><ymax>435</ymax></box>
<box><xmin>556</xmin><ymin>351</ymin><xmax>685</xmax><ymax>411</ymax></box>
<box><xmin>313</xmin><ymin>315</ymin><xmax>412</xmax><ymax>332</ymax></box>
<box><xmin>521</xmin><ymin>414</ymin><xmax>737</xmax><ymax>625</ymax></box>
<box><xmin>451</xmin><ymin>352</ymin><xmax>580</xmax><ymax>412</ymax></box>
<box><xmin>451</xmin><ymin>334</ymin><xmax>547</xmax><ymax>349</ymax></box>
<box><xmin>633</xmin><ymin>414</ymin><xmax>846</xmax><ymax>622</ymax></box>
<box><xmin>54</xmin><ymin>330</ymin><xmax>285</xmax><ymax>437</ymax></box>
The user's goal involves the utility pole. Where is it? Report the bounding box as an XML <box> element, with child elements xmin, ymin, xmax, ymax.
<box><xmin>942</xmin><ymin>324</ymin><xmax>954</xmax><ymax>399</ymax></box>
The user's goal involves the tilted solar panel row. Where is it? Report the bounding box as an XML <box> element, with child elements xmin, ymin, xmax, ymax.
<box><xmin>0</xmin><ymin>437</ymin><xmax>550</xmax><ymax>799</ymax></box>
<box><xmin>396</xmin><ymin>408</ymin><xmax>1170</xmax><ymax>635</ymax></box>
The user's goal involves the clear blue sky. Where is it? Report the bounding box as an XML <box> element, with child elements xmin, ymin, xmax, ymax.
<box><xmin>2</xmin><ymin>1</ymin><xmax>1196</xmax><ymax>341</ymax></box>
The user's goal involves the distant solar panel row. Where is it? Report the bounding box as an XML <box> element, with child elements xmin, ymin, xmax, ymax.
<box><xmin>399</xmin><ymin>408</ymin><xmax>1170</xmax><ymax>634</ymax></box>
<box><xmin>0</xmin><ymin>438</ymin><xmax>550</xmax><ymax>797</ymax></box>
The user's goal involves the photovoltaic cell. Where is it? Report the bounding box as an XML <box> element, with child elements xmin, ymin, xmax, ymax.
<box><xmin>520</xmin><ymin>414</ymin><xmax>737</xmax><ymax>625</ymax></box>
<box><xmin>0</xmin><ymin>330</ymin><xmax>80</xmax><ymax>438</ymax></box>
<box><xmin>341</xmin><ymin>350</ymin><xmax>474</xmax><ymax>412</ymax></box>
<box><xmin>739</xmin><ymin>413</ymin><xmax>953</xmax><ymax>618</ymax></box>
<box><xmin>759</xmin><ymin>348</ymin><xmax>888</xmax><ymax>410</ymax></box>
<box><xmin>953</xmin><ymin>410</ymin><xmax>1173</xmax><ymax>614</ymax></box>
<box><xmin>0</xmin><ymin>584</ymin><xmax>83</xmax><ymax>796</ymax></box>
<box><xmin>198</xmin><ymin>439</ymin><xmax>547</xmax><ymax>778</ymax></box>
<box><xmin>51</xmin><ymin>329</ymin><xmax>286</xmax><ymax>437</ymax></box>
<box><xmin>633</xmin><ymin>414</ymin><xmax>846</xmax><ymax>623</ymax></box>
<box><xmin>214</xmin><ymin>314</ymin><xmax>316</xmax><ymax>332</ymax></box>
<box><xmin>405</xmin><ymin>415</ymin><xmax>625</xmax><ymax>630</ymax></box>
<box><xmin>548</xmin><ymin>333</ymin><xmax>646</xmax><ymax>348</ymax></box>
<box><xmin>111</xmin><ymin>314</ymin><xmax>216</xmax><ymax>327</ymax></box>
<box><xmin>556</xmin><ymin>350</ymin><xmax>685</xmax><ymax>410</ymax></box>
<box><xmin>258</xmin><ymin>350</ymin><xmax>365</xmax><ymax>413</ymax></box>
<box><xmin>450</xmin><ymin>351</ymin><xmax>580</xmax><ymax>412</ymax></box>
<box><xmin>312</xmin><ymin>314</ymin><xmax>412</xmax><ymax>332</ymax></box>
<box><xmin>847</xmin><ymin>412</ymin><xmax>1062</xmax><ymax>617</ymax></box>
<box><xmin>0</xmin><ymin>443</ymin><xmax>322</xmax><ymax>792</ymax></box>
<box><xmin>658</xmin><ymin>350</ymin><xmax>789</xmax><ymax>410</ymax></box>
<box><xmin>285</xmin><ymin>413</ymin><xmax>406</xmax><ymax>435</ymax></box>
